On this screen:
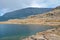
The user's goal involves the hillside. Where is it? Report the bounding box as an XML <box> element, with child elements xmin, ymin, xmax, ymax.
<box><xmin>0</xmin><ymin>6</ymin><xmax>60</xmax><ymax>26</ymax></box>
<box><xmin>0</xmin><ymin>8</ymin><xmax>52</xmax><ymax>21</ymax></box>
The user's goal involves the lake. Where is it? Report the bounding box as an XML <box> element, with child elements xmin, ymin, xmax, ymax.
<box><xmin>0</xmin><ymin>24</ymin><xmax>54</xmax><ymax>40</ymax></box>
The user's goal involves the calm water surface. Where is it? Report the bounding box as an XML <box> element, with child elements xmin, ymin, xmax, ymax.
<box><xmin>0</xmin><ymin>24</ymin><xmax>54</xmax><ymax>40</ymax></box>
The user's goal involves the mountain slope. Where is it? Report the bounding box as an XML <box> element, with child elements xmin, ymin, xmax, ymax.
<box><xmin>0</xmin><ymin>6</ymin><xmax>60</xmax><ymax>26</ymax></box>
<box><xmin>27</xmin><ymin>8</ymin><xmax>60</xmax><ymax>18</ymax></box>
<box><xmin>0</xmin><ymin>7</ymin><xmax>52</xmax><ymax>21</ymax></box>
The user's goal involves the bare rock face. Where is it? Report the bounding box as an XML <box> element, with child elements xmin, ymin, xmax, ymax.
<box><xmin>22</xmin><ymin>27</ymin><xmax>60</xmax><ymax>40</ymax></box>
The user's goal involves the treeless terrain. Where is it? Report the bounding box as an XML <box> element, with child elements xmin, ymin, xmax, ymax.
<box><xmin>0</xmin><ymin>6</ymin><xmax>60</xmax><ymax>26</ymax></box>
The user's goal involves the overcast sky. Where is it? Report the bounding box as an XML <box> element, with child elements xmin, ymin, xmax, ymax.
<box><xmin>0</xmin><ymin>0</ymin><xmax>60</xmax><ymax>16</ymax></box>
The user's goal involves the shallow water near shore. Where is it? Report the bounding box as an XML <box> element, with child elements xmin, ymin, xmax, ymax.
<box><xmin>0</xmin><ymin>24</ymin><xmax>54</xmax><ymax>40</ymax></box>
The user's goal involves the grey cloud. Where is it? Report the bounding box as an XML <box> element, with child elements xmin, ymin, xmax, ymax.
<box><xmin>0</xmin><ymin>0</ymin><xmax>31</xmax><ymax>10</ymax></box>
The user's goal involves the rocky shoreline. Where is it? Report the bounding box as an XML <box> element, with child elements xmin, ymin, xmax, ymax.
<box><xmin>22</xmin><ymin>27</ymin><xmax>60</xmax><ymax>40</ymax></box>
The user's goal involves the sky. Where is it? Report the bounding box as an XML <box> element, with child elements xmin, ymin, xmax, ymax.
<box><xmin>0</xmin><ymin>0</ymin><xmax>60</xmax><ymax>16</ymax></box>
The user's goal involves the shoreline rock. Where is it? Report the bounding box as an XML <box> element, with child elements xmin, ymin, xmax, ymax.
<box><xmin>22</xmin><ymin>27</ymin><xmax>60</xmax><ymax>40</ymax></box>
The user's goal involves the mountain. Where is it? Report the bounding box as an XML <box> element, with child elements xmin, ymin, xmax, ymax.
<box><xmin>0</xmin><ymin>7</ymin><xmax>52</xmax><ymax>21</ymax></box>
<box><xmin>54</xmin><ymin>6</ymin><xmax>60</xmax><ymax>9</ymax></box>
<box><xmin>0</xmin><ymin>6</ymin><xmax>60</xmax><ymax>26</ymax></box>
<box><xmin>27</xmin><ymin>8</ymin><xmax>60</xmax><ymax>18</ymax></box>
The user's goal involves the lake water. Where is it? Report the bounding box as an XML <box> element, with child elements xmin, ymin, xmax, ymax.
<box><xmin>0</xmin><ymin>24</ymin><xmax>54</xmax><ymax>40</ymax></box>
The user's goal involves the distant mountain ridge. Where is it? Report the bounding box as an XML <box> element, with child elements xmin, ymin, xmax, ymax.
<box><xmin>54</xmin><ymin>6</ymin><xmax>60</xmax><ymax>9</ymax></box>
<box><xmin>0</xmin><ymin>7</ymin><xmax>52</xmax><ymax>21</ymax></box>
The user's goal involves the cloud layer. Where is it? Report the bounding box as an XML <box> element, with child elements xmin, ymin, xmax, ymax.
<box><xmin>0</xmin><ymin>0</ymin><xmax>60</xmax><ymax>16</ymax></box>
<box><xmin>29</xmin><ymin>0</ymin><xmax>60</xmax><ymax>8</ymax></box>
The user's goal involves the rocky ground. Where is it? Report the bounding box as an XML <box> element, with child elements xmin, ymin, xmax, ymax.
<box><xmin>22</xmin><ymin>27</ymin><xmax>60</xmax><ymax>40</ymax></box>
